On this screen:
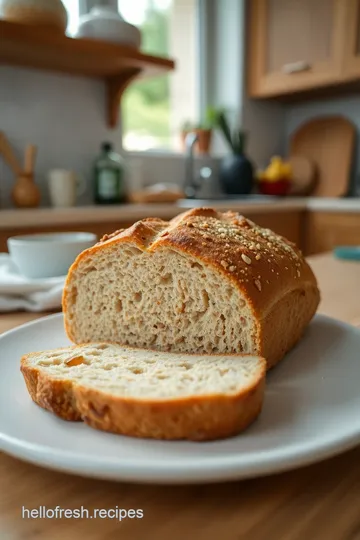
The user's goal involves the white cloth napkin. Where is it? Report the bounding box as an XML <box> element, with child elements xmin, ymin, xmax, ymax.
<box><xmin>0</xmin><ymin>254</ymin><xmax>66</xmax><ymax>312</ymax></box>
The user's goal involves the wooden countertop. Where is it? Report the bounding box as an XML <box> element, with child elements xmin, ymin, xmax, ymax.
<box><xmin>0</xmin><ymin>197</ymin><xmax>359</xmax><ymax>230</ymax></box>
<box><xmin>0</xmin><ymin>253</ymin><xmax>359</xmax><ymax>539</ymax></box>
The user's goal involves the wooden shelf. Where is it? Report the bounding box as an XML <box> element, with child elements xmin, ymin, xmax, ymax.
<box><xmin>0</xmin><ymin>20</ymin><xmax>175</xmax><ymax>128</ymax></box>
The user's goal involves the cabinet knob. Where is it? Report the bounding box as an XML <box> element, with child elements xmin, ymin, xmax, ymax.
<box><xmin>282</xmin><ymin>61</ymin><xmax>311</xmax><ymax>74</ymax></box>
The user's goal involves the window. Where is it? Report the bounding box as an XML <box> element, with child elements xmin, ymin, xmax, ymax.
<box><xmin>62</xmin><ymin>0</ymin><xmax>200</xmax><ymax>152</ymax></box>
<box><xmin>119</xmin><ymin>0</ymin><xmax>200</xmax><ymax>152</ymax></box>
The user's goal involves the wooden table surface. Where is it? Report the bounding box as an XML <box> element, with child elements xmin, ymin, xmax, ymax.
<box><xmin>0</xmin><ymin>252</ymin><xmax>359</xmax><ymax>540</ymax></box>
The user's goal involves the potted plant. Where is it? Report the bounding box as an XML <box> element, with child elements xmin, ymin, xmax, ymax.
<box><xmin>215</xmin><ymin>110</ymin><xmax>254</xmax><ymax>195</ymax></box>
<box><xmin>181</xmin><ymin>107</ymin><xmax>218</xmax><ymax>155</ymax></box>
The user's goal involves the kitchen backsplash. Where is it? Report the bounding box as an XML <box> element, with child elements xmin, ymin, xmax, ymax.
<box><xmin>0</xmin><ymin>66</ymin><xmax>122</xmax><ymax>208</ymax></box>
<box><xmin>1</xmin><ymin>65</ymin><xmax>359</xmax><ymax>208</ymax></box>
<box><xmin>0</xmin><ymin>66</ymin><xmax>218</xmax><ymax>208</ymax></box>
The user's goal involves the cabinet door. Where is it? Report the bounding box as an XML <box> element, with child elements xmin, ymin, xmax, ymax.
<box><xmin>248</xmin><ymin>0</ymin><xmax>344</xmax><ymax>97</ymax></box>
<box><xmin>343</xmin><ymin>0</ymin><xmax>360</xmax><ymax>78</ymax></box>
<box><xmin>305</xmin><ymin>212</ymin><xmax>360</xmax><ymax>255</ymax></box>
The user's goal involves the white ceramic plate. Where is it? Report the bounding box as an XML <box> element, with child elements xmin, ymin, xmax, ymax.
<box><xmin>1</xmin><ymin>314</ymin><xmax>360</xmax><ymax>484</ymax></box>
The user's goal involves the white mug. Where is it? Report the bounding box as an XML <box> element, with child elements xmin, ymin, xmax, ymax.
<box><xmin>48</xmin><ymin>169</ymin><xmax>86</xmax><ymax>208</ymax></box>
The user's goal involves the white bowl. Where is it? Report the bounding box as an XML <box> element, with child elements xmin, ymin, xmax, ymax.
<box><xmin>7</xmin><ymin>232</ymin><xmax>97</xmax><ymax>279</ymax></box>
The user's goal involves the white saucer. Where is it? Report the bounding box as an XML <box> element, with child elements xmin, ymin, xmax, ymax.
<box><xmin>1</xmin><ymin>313</ymin><xmax>360</xmax><ymax>484</ymax></box>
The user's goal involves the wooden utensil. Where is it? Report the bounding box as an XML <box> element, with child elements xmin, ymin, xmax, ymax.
<box><xmin>290</xmin><ymin>116</ymin><xmax>355</xmax><ymax>197</ymax></box>
<box><xmin>0</xmin><ymin>131</ymin><xmax>22</xmax><ymax>175</ymax></box>
<box><xmin>24</xmin><ymin>143</ymin><xmax>37</xmax><ymax>175</ymax></box>
<box><xmin>288</xmin><ymin>155</ymin><xmax>317</xmax><ymax>196</ymax></box>
<box><xmin>12</xmin><ymin>143</ymin><xmax>41</xmax><ymax>208</ymax></box>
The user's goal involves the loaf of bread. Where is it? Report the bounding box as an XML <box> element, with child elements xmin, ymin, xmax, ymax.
<box><xmin>63</xmin><ymin>208</ymin><xmax>320</xmax><ymax>368</ymax></box>
<box><xmin>20</xmin><ymin>344</ymin><xmax>265</xmax><ymax>441</ymax></box>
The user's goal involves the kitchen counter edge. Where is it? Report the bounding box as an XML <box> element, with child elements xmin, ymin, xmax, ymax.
<box><xmin>0</xmin><ymin>198</ymin><xmax>359</xmax><ymax>230</ymax></box>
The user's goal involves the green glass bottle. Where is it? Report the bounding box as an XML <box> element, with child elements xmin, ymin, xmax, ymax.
<box><xmin>94</xmin><ymin>142</ymin><xmax>125</xmax><ymax>204</ymax></box>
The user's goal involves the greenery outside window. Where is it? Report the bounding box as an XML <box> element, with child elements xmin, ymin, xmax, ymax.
<box><xmin>119</xmin><ymin>0</ymin><xmax>199</xmax><ymax>152</ymax></box>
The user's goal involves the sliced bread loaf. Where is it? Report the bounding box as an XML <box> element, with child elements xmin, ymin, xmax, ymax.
<box><xmin>21</xmin><ymin>344</ymin><xmax>266</xmax><ymax>441</ymax></box>
<box><xmin>63</xmin><ymin>208</ymin><xmax>319</xmax><ymax>368</ymax></box>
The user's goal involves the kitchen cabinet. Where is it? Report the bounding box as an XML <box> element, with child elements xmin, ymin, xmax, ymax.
<box><xmin>248</xmin><ymin>0</ymin><xmax>359</xmax><ymax>98</ymax></box>
<box><xmin>304</xmin><ymin>212</ymin><xmax>360</xmax><ymax>255</ymax></box>
<box><xmin>343</xmin><ymin>0</ymin><xmax>360</xmax><ymax>78</ymax></box>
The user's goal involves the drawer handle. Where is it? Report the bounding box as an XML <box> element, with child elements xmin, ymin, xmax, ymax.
<box><xmin>282</xmin><ymin>61</ymin><xmax>311</xmax><ymax>74</ymax></box>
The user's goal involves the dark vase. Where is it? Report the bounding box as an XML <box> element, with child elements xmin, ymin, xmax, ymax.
<box><xmin>219</xmin><ymin>154</ymin><xmax>254</xmax><ymax>195</ymax></box>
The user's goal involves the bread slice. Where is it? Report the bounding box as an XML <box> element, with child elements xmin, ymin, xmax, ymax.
<box><xmin>63</xmin><ymin>208</ymin><xmax>320</xmax><ymax>369</ymax></box>
<box><xmin>21</xmin><ymin>344</ymin><xmax>266</xmax><ymax>441</ymax></box>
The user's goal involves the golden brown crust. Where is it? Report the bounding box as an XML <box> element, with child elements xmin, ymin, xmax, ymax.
<box><xmin>63</xmin><ymin>208</ymin><xmax>320</xmax><ymax>365</ymax></box>
<box><xmin>75</xmin><ymin>382</ymin><xmax>264</xmax><ymax>441</ymax></box>
<box><xmin>260</xmin><ymin>286</ymin><xmax>320</xmax><ymax>368</ymax></box>
<box><xmin>20</xmin><ymin>350</ymin><xmax>266</xmax><ymax>441</ymax></box>
<box><xmin>154</xmin><ymin>208</ymin><xmax>318</xmax><ymax>316</ymax></box>
<box><xmin>21</xmin><ymin>360</ymin><xmax>81</xmax><ymax>421</ymax></box>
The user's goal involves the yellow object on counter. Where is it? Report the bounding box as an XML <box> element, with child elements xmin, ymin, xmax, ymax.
<box><xmin>258</xmin><ymin>156</ymin><xmax>292</xmax><ymax>183</ymax></box>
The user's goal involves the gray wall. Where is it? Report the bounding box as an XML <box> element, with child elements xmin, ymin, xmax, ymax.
<box><xmin>0</xmin><ymin>66</ymin><xmax>121</xmax><ymax>208</ymax></box>
<box><xmin>0</xmin><ymin>64</ymin><xmax>216</xmax><ymax>209</ymax></box>
<box><xmin>283</xmin><ymin>95</ymin><xmax>360</xmax><ymax>195</ymax></box>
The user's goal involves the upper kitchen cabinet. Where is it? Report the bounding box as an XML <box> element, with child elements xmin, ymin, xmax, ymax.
<box><xmin>343</xmin><ymin>0</ymin><xmax>360</xmax><ymax>78</ymax></box>
<box><xmin>248</xmin><ymin>0</ymin><xmax>359</xmax><ymax>98</ymax></box>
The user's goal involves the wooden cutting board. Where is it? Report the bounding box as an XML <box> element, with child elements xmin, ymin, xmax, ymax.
<box><xmin>288</xmin><ymin>155</ymin><xmax>317</xmax><ymax>195</ymax></box>
<box><xmin>290</xmin><ymin>116</ymin><xmax>356</xmax><ymax>197</ymax></box>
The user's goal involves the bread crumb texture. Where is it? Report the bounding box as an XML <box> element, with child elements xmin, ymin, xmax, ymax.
<box><xmin>23</xmin><ymin>345</ymin><xmax>264</xmax><ymax>399</ymax></box>
<box><xmin>63</xmin><ymin>208</ymin><xmax>320</xmax><ymax>368</ymax></box>
<box><xmin>20</xmin><ymin>345</ymin><xmax>266</xmax><ymax>440</ymax></box>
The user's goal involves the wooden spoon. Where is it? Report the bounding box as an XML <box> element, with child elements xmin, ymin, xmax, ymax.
<box><xmin>24</xmin><ymin>144</ymin><xmax>37</xmax><ymax>175</ymax></box>
<box><xmin>0</xmin><ymin>132</ymin><xmax>22</xmax><ymax>175</ymax></box>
